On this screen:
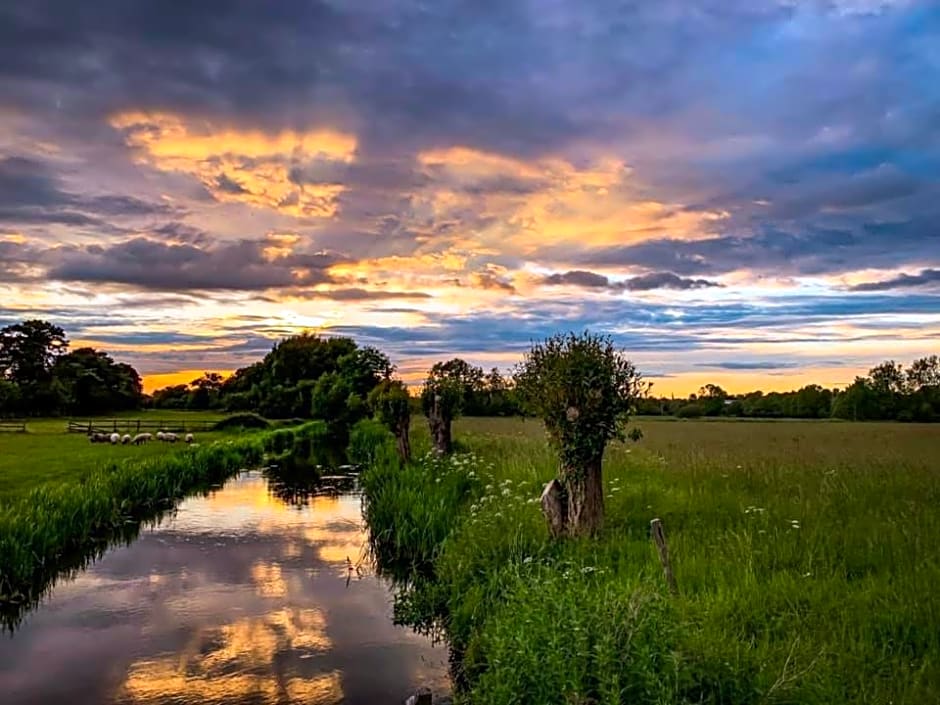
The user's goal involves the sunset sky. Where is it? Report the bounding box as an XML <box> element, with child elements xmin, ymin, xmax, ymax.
<box><xmin>1</xmin><ymin>1</ymin><xmax>938</xmax><ymax>395</ymax></box>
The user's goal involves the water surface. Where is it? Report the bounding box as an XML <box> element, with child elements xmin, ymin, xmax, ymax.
<box><xmin>0</xmin><ymin>469</ymin><xmax>449</xmax><ymax>704</ymax></box>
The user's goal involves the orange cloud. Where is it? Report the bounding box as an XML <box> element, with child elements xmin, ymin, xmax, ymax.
<box><xmin>110</xmin><ymin>112</ymin><xmax>357</xmax><ymax>217</ymax></box>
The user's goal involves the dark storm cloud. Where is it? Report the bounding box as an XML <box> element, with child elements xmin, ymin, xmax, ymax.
<box><xmin>695</xmin><ymin>361</ymin><xmax>800</xmax><ymax>370</ymax></box>
<box><xmin>578</xmin><ymin>216</ymin><xmax>940</xmax><ymax>277</ymax></box>
<box><xmin>541</xmin><ymin>269</ymin><xmax>720</xmax><ymax>291</ymax></box>
<box><xmin>45</xmin><ymin>237</ymin><xmax>342</xmax><ymax>291</ymax></box>
<box><xmin>0</xmin><ymin>155</ymin><xmax>178</xmax><ymax>228</ymax></box>
<box><xmin>850</xmin><ymin>269</ymin><xmax>940</xmax><ymax>292</ymax></box>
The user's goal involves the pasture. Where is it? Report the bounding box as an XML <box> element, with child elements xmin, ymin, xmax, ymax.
<box><xmin>0</xmin><ymin>411</ymin><xmax>228</xmax><ymax>504</ymax></box>
<box><xmin>365</xmin><ymin>416</ymin><xmax>940</xmax><ymax>704</ymax></box>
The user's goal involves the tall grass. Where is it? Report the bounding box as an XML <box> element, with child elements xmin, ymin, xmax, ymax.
<box><xmin>363</xmin><ymin>418</ymin><xmax>940</xmax><ymax>704</ymax></box>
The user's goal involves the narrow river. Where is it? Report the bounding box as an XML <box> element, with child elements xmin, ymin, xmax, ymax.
<box><xmin>0</xmin><ymin>468</ymin><xmax>449</xmax><ymax>704</ymax></box>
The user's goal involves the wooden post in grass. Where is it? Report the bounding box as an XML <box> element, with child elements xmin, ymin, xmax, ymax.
<box><xmin>650</xmin><ymin>518</ymin><xmax>678</xmax><ymax>595</ymax></box>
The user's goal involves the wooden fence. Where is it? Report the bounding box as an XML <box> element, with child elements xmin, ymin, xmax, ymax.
<box><xmin>66</xmin><ymin>418</ymin><xmax>222</xmax><ymax>434</ymax></box>
<box><xmin>0</xmin><ymin>420</ymin><xmax>27</xmax><ymax>433</ymax></box>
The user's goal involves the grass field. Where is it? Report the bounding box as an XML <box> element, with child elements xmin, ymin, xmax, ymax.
<box><xmin>364</xmin><ymin>416</ymin><xmax>940</xmax><ymax>704</ymax></box>
<box><xmin>0</xmin><ymin>411</ymin><xmax>228</xmax><ymax>504</ymax></box>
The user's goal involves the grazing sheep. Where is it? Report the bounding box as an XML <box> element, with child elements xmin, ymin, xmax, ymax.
<box><xmin>121</xmin><ymin>434</ymin><xmax>131</xmax><ymax>445</ymax></box>
<box><xmin>163</xmin><ymin>432</ymin><xmax>178</xmax><ymax>443</ymax></box>
<box><xmin>184</xmin><ymin>433</ymin><xmax>194</xmax><ymax>444</ymax></box>
<box><xmin>132</xmin><ymin>432</ymin><xmax>152</xmax><ymax>445</ymax></box>
<box><xmin>109</xmin><ymin>432</ymin><xmax>120</xmax><ymax>445</ymax></box>
<box><xmin>156</xmin><ymin>431</ymin><xmax>165</xmax><ymax>441</ymax></box>
<box><xmin>89</xmin><ymin>432</ymin><xmax>109</xmax><ymax>443</ymax></box>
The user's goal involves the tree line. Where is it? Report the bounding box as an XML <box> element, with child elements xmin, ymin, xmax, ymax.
<box><xmin>635</xmin><ymin>357</ymin><xmax>940</xmax><ymax>422</ymax></box>
<box><xmin>0</xmin><ymin>320</ymin><xmax>144</xmax><ymax>417</ymax></box>
<box><xmin>3</xmin><ymin>318</ymin><xmax>938</xmax><ymax>424</ymax></box>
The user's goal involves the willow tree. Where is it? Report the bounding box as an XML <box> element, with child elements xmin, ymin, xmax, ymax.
<box><xmin>421</xmin><ymin>362</ymin><xmax>468</xmax><ymax>454</ymax></box>
<box><xmin>514</xmin><ymin>332</ymin><xmax>645</xmax><ymax>537</ymax></box>
<box><xmin>369</xmin><ymin>379</ymin><xmax>412</xmax><ymax>462</ymax></box>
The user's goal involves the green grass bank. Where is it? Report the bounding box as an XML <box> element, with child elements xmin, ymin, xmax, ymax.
<box><xmin>362</xmin><ymin>417</ymin><xmax>940</xmax><ymax>704</ymax></box>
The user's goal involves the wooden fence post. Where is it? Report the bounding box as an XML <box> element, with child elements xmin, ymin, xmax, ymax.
<box><xmin>650</xmin><ymin>518</ymin><xmax>678</xmax><ymax>596</ymax></box>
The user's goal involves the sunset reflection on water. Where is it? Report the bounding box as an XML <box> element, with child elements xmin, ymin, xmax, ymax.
<box><xmin>0</xmin><ymin>471</ymin><xmax>449</xmax><ymax>704</ymax></box>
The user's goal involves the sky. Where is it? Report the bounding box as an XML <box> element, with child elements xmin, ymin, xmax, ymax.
<box><xmin>1</xmin><ymin>0</ymin><xmax>938</xmax><ymax>395</ymax></box>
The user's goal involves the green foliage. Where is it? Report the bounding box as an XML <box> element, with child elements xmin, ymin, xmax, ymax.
<box><xmin>363</xmin><ymin>417</ymin><xmax>940</xmax><ymax>705</ymax></box>
<box><xmin>677</xmin><ymin>403</ymin><xmax>704</xmax><ymax>418</ymax></box>
<box><xmin>310</xmin><ymin>371</ymin><xmax>367</xmax><ymax>438</ymax></box>
<box><xmin>514</xmin><ymin>331</ymin><xmax>645</xmax><ymax>466</ymax></box>
<box><xmin>420</xmin><ymin>358</ymin><xmax>476</xmax><ymax>419</ymax></box>
<box><xmin>369</xmin><ymin>380</ymin><xmax>410</xmax><ymax>430</ymax></box>
<box><xmin>0</xmin><ymin>320</ymin><xmax>144</xmax><ymax>417</ymax></box>
<box><xmin>213</xmin><ymin>412</ymin><xmax>271</xmax><ymax>430</ymax></box>
<box><xmin>347</xmin><ymin>418</ymin><xmax>397</xmax><ymax>466</ymax></box>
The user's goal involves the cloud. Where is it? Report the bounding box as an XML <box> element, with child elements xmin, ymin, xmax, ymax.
<box><xmin>0</xmin><ymin>156</ymin><xmax>179</xmax><ymax>228</ymax></box>
<box><xmin>45</xmin><ymin>237</ymin><xmax>342</xmax><ymax>292</ymax></box>
<box><xmin>695</xmin><ymin>361</ymin><xmax>801</xmax><ymax>370</ymax></box>
<box><xmin>110</xmin><ymin>112</ymin><xmax>357</xmax><ymax>217</ymax></box>
<box><xmin>541</xmin><ymin>269</ymin><xmax>720</xmax><ymax>291</ymax></box>
<box><xmin>850</xmin><ymin>268</ymin><xmax>940</xmax><ymax>292</ymax></box>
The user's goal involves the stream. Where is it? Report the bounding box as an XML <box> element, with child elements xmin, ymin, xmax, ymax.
<box><xmin>0</xmin><ymin>468</ymin><xmax>449</xmax><ymax>704</ymax></box>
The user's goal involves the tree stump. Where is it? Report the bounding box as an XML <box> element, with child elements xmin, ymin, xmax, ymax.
<box><xmin>427</xmin><ymin>393</ymin><xmax>452</xmax><ymax>454</ymax></box>
<box><xmin>540</xmin><ymin>479</ymin><xmax>567</xmax><ymax>538</ymax></box>
<box><xmin>404</xmin><ymin>687</ymin><xmax>433</xmax><ymax>705</ymax></box>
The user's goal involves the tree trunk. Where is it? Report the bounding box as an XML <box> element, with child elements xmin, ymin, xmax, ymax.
<box><xmin>427</xmin><ymin>394</ymin><xmax>452</xmax><ymax>454</ymax></box>
<box><xmin>560</xmin><ymin>454</ymin><xmax>604</xmax><ymax>536</ymax></box>
<box><xmin>395</xmin><ymin>415</ymin><xmax>412</xmax><ymax>463</ymax></box>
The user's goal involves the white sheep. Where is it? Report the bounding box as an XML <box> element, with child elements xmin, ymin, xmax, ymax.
<box><xmin>132</xmin><ymin>432</ymin><xmax>152</xmax><ymax>445</ymax></box>
<box><xmin>163</xmin><ymin>432</ymin><xmax>178</xmax><ymax>443</ymax></box>
<box><xmin>156</xmin><ymin>431</ymin><xmax>165</xmax><ymax>441</ymax></box>
<box><xmin>184</xmin><ymin>433</ymin><xmax>194</xmax><ymax>444</ymax></box>
<box><xmin>121</xmin><ymin>434</ymin><xmax>131</xmax><ymax>444</ymax></box>
<box><xmin>109</xmin><ymin>432</ymin><xmax>120</xmax><ymax>445</ymax></box>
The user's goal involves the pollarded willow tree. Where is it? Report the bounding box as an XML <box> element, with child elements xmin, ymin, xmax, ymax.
<box><xmin>514</xmin><ymin>332</ymin><xmax>646</xmax><ymax>537</ymax></box>
<box><xmin>421</xmin><ymin>361</ymin><xmax>470</xmax><ymax>454</ymax></box>
<box><xmin>368</xmin><ymin>379</ymin><xmax>412</xmax><ymax>462</ymax></box>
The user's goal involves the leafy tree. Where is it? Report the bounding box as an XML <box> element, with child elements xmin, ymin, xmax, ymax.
<box><xmin>368</xmin><ymin>379</ymin><xmax>412</xmax><ymax>461</ymax></box>
<box><xmin>337</xmin><ymin>346</ymin><xmax>394</xmax><ymax>397</ymax></box>
<box><xmin>697</xmin><ymin>384</ymin><xmax>728</xmax><ymax>416</ymax></box>
<box><xmin>310</xmin><ymin>372</ymin><xmax>366</xmax><ymax>440</ymax></box>
<box><xmin>422</xmin><ymin>360</ymin><xmax>477</xmax><ymax>454</ymax></box>
<box><xmin>0</xmin><ymin>320</ymin><xmax>69</xmax><ymax>384</ymax></box>
<box><xmin>0</xmin><ymin>380</ymin><xmax>22</xmax><ymax>417</ymax></box>
<box><xmin>53</xmin><ymin>347</ymin><xmax>143</xmax><ymax>414</ymax></box>
<box><xmin>189</xmin><ymin>372</ymin><xmax>224</xmax><ymax>410</ymax></box>
<box><xmin>514</xmin><ymin>332</ymin><xmax>645</xmax><ymax>537</ymax></box>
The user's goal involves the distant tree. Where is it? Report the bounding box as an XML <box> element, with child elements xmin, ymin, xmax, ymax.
<box><xmin>514</xmin><ymin>332</ymin><xmax>645</xmax><ymax>537</ymax></box>
<box><xmin>52</xmin><ymin>347</ymin><xmax>143</xmax><ymax>415</ymax></box>
<box><xmin>189</xmin><ymin>372</ymin><xmax>224</xmax><ymax>410</ymax></box>
<box><xmin>421</xmin><ymin>359</ymin><xmax>480</xmax><ymax>453</ymax></box>
<box><xmin>151</xmin><ymin>384</ymin><xmax>192</xmax><ymax>410</ymax></box>
<box><xmin>697</xmin><ymin>384</ymin><xmax>728</xmax><ymax>416</ymax></box>
<box><xmin>369</xmin><ymin>379</ymin><xmax>412</xmax><ymax>462</ymax></box>
<box><xmin>0</xmin><ymin>320</ymin><xmax>69</xmax><ymax>384</ymax></box>
<box><xmin>676</xmin><ymin>403</ymin><xmax>703</xmax><ymax>418</ymax></box>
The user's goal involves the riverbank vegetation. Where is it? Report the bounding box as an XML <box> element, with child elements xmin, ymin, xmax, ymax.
<box><xmin>364</xmin><ymin>417</ymin><xmax>940</xmax><ymax>704</ymax></box>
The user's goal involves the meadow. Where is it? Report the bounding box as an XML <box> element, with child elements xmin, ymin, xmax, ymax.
<box><xmin>363</xmin><ymin>416</ymin><xmax>940</xmax><ymax>704</ymax></box>
<box><xmin>0</xmin><ymin>410</ymin><xmax>229</xmax><ymax>504</ymax></box>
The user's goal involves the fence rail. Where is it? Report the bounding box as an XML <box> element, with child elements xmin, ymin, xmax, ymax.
<box><xmin>0</xmin><ymin>420</ymin><xmax>27</xmax><ymax>433</ymax></box>
<box><xmin>67</xmin><ymin>418</ymin><xmax>223</xmax><ymax>434</ymax></box>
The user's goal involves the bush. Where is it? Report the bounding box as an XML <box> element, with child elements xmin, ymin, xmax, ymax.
<box><xmin>676</xmin><ymin>403</ymin><xmax>704</xmax><ymax>418</ymax></box>
<box><xmin>213</xmin><ymin>413</ymin><xmax>270</xmax><ymax>431</ymax></box>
